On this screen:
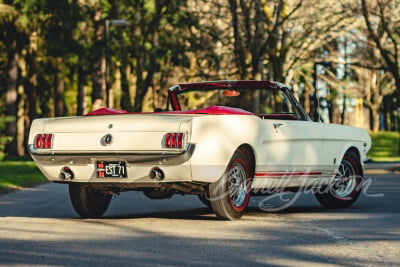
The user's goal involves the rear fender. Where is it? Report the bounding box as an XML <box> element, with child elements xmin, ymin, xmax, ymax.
<box><xmin>188</xmin><ymin>115</ymin><xmax>259</xmax><ymax>183</ymax></box>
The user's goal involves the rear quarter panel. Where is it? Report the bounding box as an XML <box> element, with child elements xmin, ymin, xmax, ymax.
<box><xmin>189</xmin><ymin>115</ymin><xmax>263</xmax><ymax>182</ymax></box>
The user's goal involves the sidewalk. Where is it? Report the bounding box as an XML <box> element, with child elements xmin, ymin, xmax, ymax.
<box><xmin>364</xmin><ymin>162</ymin><xmax>400</xmax><ymax>175</ymax></box>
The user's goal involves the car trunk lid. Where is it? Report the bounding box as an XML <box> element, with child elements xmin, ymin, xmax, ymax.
<box><xmin>39</xmin><ymin>113</ymin><xmax>194</xmax><ymax>152</ymax></box>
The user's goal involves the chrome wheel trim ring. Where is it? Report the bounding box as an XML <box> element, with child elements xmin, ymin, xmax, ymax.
<box><xmin>228</xmin><ymin>163</ymin><xmax>248</xmax><ymax>208</ymax></box>
<box><xmin>331</xmin><ymin>160</ymin><xmax>357</xmax><ymax>198</ymax></box>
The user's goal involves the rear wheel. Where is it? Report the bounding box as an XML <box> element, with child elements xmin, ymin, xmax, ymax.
<box><xmin>69</xmin><ymin>183</ymin><xmax>112</xmax><ymax>218</ymax></box>
<box><xmin>209</xmin><ymin>149</ymin><xmax>252</xmax><ymax>220</ymax></box>
<box><xmin>198</xmin><ymin>192</ymin><xmax>211</xmax><ymax>207</ymax></box>
<box><xmin>315</xmin><ymin>150</ymin><xmax>363</xmax><ymax>208</ymax></box>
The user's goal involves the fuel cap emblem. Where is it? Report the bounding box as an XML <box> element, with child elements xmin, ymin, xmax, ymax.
<box><xmin>101</xmin><ymin>134</ymin><xmax>113</xmax><ymax>146</ymax></box>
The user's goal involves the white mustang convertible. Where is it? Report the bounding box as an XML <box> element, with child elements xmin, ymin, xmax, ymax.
<box><xmin>29</xmin><ymin>80</ymin><xmax>371</xmax><ymax>220</ymax></box>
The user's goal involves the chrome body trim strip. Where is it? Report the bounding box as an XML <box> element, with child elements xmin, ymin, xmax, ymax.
<box><xmin>29</xmin><ymin>144</ymin><xmax>195</xmax><ymax>166</ymax></box>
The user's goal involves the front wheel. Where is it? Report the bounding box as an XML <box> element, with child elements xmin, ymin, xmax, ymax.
<box><xmin>69</xmin><ymin>183</ymin><xmax>112</xmax><ymax>218</ymax></box>
<box><xmin>209</xmin><ymin>149</ymin><xmax>252</xmax><ymax>220</ymax></box>
<box><xmin>315</xmin><ymin>150</ymin><xmax>363</xmax><ymax>208</ymax></box>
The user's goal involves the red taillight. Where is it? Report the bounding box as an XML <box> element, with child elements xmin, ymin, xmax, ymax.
<box><xmin>164</xmin><ymin>132</ymin><xmax>185</xmax><ymax>148</ymax></box>
<box><xmin>177</xmin><ymin>133</ymin><xmax>183</xmax><ymax>148</ymax></box>
<box><xmin>34</xmin><ymin>134</ymin><xmax>53</xmax><ymax>149</ymax></box>
<box><xmin>165</xmin><ymin>133</ymin><xmax>172</xmax><ymax>147</ymax></box>
<box><xmin>41</xmin><ymin>134</ymin><xmax>46</xmax><ymax>147</ymax></box>
<box><xmin>35</xmin><ymin>135</ymin><xmax>41</xmax><ymax>149</ymax></box>
<box><xmin>171</xmin><ymin>133</ymin><xmax>177</xmax><ymax>147</ymax></box>
<box><xmin>45</xmin><ymin>134</ymin><xmax>53</xmax><ymax>148</ymax></box>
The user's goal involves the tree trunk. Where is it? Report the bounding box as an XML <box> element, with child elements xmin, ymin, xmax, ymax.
<box><xmin>54</xmin><ymin>58</ymin><xmax>64</xmax><ymax>117</ymax></box>
<box><xmin>330</xmin><ymin>97</ymin><xmax>341</xmax><ymax>124</ymax></box>
<box><xmin>91</xmin><ymin>11</ymin><xmax>106</xmax><ymax>111</ymax></box>
<box><xmin>77</xmin><ymin>58</ymin><xmax>87</xmax><ymax>115</ymax></box>
<box><xmin>300</xmin><ymin>86</ymin><xmax>311</xmax><ymax>114</ymax></box>
<box><xmin>228</xmin><ymin>0</ymin><xmax>247</xmax><ymax>79</ymax></box>
<box><xmin>16</xmin><ymin>83</ymin><xmax>25</xmax><ymax>156</ymax></box>
<box><xmin>24</xmin><ymin>46</ymin><xmax>37</xmax><ymax>120</ymax></box>
<box><xmin>341</xmin><ymin>95</ymin><xmax>347</xmax><ymax>125</ymax></box>
<box><xmin>133</xmin><ymin>55</ymin><xmax>156</xmax><ymax>112</ymax></box>
<box><xmin>4</xmin><ymin>52</ymin><xmax>19</xmax><ymax>157</ymax></box>
<box><xmin>369</xmin><ymin>106</ymin><xmax>380</xmax><ymax>133</ymax></box>
<box><xmin>118</xmin><ymin>29</ymin><xmax>132</xmax><ymax>111</ymax></box>
<box><xmin>92</xmin><ymin>58</ymin><xmax>105</xmax><ymax>111</ymax></box>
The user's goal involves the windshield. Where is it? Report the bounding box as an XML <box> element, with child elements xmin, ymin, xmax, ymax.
<box><xmin>175</xmin><ymin>88</ymin><xmax>299</xmax><ymax>116</ymax></box>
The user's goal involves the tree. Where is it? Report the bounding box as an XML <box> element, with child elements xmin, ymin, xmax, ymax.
<box><xmin>118</xmin><ymin>0</ymin><xmax>214</xmax><ymax>111</ymax></box>
<box><xmin>360</xmin><ymin>0</ymin><xmax>400</xmax><ymax>129</ymax></box>
<box><xmin>226</xmin><ymin>0</ymin><xmax>358</xmax><ymax>84</ymax></box>
<box><xmin>86</xmin><ymin>1</ymin><xmax>110</xmax><ymax>111</ymax></box>
<box><xmin>0</xmin><ymin>3</ymin><xmax>28</xmax><ymax>157</ymax></box>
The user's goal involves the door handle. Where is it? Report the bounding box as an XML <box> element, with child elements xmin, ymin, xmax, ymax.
<box><xmin>273</xmin><ymin>123</ymin><xmax>283</xmax><ymax>129</ymax></box>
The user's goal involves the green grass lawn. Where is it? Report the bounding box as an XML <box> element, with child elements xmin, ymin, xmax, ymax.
<box><xmin>367</xmin><ymin>131</ymin><xmax>400</xmax><ymax>162</ymax></box>
<box><xmin>0</xmin><ymin>159</ymin><xmax>46</xmax><ymax>194</ymax></box>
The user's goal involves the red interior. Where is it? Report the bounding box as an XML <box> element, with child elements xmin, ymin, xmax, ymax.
<box><xmin>175</xmin><ymin>106</ymin><xmax>253</xmax><ymax>115</ymax></box>
<box><xmin>85</xmin><ymin>106</ymin><xmax>253</xmax><ymax>116</ymax></box>
<box><xmin>85</xmin><ymin>107</ymin><xmax>129</xmax><ymax>116</ymax></box>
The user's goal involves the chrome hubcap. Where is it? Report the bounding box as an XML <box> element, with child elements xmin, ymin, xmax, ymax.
<box><xmin>228</xmin><ymin>163</ymin><xmax>247</xmax><ymax>207</ymax></box>
<box><xmin>331</xmin><ymin>160</ymin><xmax>357</xmax><ymax>197</ymax></box>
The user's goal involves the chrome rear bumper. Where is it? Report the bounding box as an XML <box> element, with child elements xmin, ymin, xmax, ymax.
<box><xmin>29</xmin><ymin>144</ymin><xmax>195</xmax><ymax>166</ymax></box>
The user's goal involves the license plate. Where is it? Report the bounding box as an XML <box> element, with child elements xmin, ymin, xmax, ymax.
<box><xmin>96</xmin><ymin>161</ymin><xmax>127</xmax><ymax>178</ymax></box>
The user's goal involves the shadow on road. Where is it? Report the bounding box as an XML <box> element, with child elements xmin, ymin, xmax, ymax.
<box><xmin>0</xmin><ymin>164</ymin><xmax>399</xmax><ymax>220</ymax></box>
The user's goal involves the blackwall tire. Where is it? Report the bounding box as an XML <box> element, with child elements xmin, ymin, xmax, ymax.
<box><xmin>315</xmin><ymin>150</ymin><xmax>363</xmax><ymax>209</ymax></box>
<box><xmin>198</xmin><ymin>193</ymin><xmax>211</xmax><ymax>207</ymax></box>
<box><xmin>209</xmin><ymin>149</ymin><xmax>252</xmax><ymax>220</ymax></box>
<box><xmin>69</xmin><ymin>183</ymin><xmax>112</xmax><ymax>218</ymax></box>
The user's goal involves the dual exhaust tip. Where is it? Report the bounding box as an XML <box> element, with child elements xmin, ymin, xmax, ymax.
<box><xmin>149</xmin><ymin>167</ymin><xmax>165</xmax><ymax>180</ymax></box>
<box><xmin>59</xmin><ymin>166</ymin><xmax>164</xmax><ymax>181</ymax></box>
<box><xmin>59</xmin><ymin>167</ymin><xmax>74</xmax><ymax>180</ymax></box>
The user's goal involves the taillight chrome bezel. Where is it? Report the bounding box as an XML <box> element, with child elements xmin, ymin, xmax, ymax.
<box><xmin>164</xmin><ymin>132</ymin><xmax>186</xmax><ymax>149</ymax></box>
<box><xmin>34</xmin><ymin>133</ymin><xmax>54</xmax><ymax>149</ymax></box>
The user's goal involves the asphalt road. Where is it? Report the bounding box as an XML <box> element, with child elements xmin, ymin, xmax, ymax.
<box><xmin>0</xmin><ymin>163</ymin><xmax>399</xmax><ymax>267</ymax></box>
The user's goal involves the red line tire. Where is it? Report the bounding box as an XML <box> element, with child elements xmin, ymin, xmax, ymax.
<box><xmin>209</xmin><ymin>149</ymin><xmax>252</xmax><ymax>220</ymax></box>
<box><xmin>315</xmin><ymin>150</ymin><xmax>363</xmax><ymax>209</ymax></box>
